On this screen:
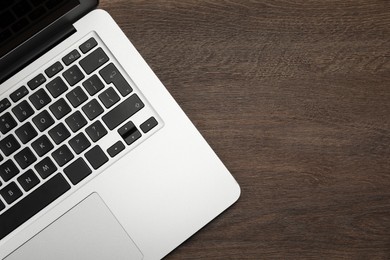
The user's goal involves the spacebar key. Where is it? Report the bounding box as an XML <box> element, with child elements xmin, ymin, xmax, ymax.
<box><xmin>0</xmin><ymin>173</ymin><xmax>70</xmax><ymax>240</ymax></box>
<box><xmin>102</xmin><ymin>94</ymin><xmax>144</xmax><ymax>130</ymax></box>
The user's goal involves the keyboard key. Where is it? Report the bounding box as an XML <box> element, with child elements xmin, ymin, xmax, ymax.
<box><xmin>45</xmin><ymin>61</ymin><xmax>63</xmax><ymax>78</ymax></box>
<box><xmin>79</xmin><ymin>37</ymin><xmax>97</xmax><ymax>54</ymax></box>
<box><xmin>69</xmin><ymin>132</ymin><xmax>91</xmax><ymax>154</ymax></box>
<box><xmin>12</xmin><ymin>100</ymin><xmax>34</xmax><ymax>122</ymax></box>
<box><xmin>10</xmin><ymin>86</ymin><xmax>28</xmax><ymax>102</ymax></box>
<box><xmin>0</xmin><ymin>173</ymin><xmax>70</xmax><ymax>240</ymax></box>
<box><xmin>27</xmin><ymin>73</ymin><xmax>46</xmax><ymax>90</ymax></box>
<box><xmin>49</xmin><ymin>98</ymin><xmax>71</xmax><ymax>119</ymax></box>
<box><xmin>14</xmin><ymin>147</ymin><xmax>36</xmax><ymax>169</ymax></box>
<box><xmin>0</xmin><ymin>98</ymin><xmax>11</xmax><ymax>113</ymax></box>
<box><xmin>0</xmin><ymin>112</ymin><xmax>17</xmax><ymax>134</ymax></box>
<box><xmin>82</xmin><ymin>74</ymin><xmax>104</xmax><ymax>96</ymax></box>
<box><xmin>62</xmin><ymin>49</ymin><xmax>81</xmax><ymax>66</ymax></box>
<box><xmin>0</xmin><ymin>160</ymin><xmax>20</xmax><ymax>182</ymax></box>
<box><xmin>64</xmin><ymin>158</ymin><xmax>92</xmax><ymax>185</ymax></box>
<box><xmin>29</xmin><ymin>88</ymin><xmax>51</xmax><ymax>110</ymax></box>
<box><xmin>80</xmin><ymin>47</ymin><xmax>109</xmax><ymax>75</ymax></box>
<box><xmin>48</xmin><ymin>123</ymin><xmax>70</xmax><ymax>145</ymax></box>
<box><xmin>34</xmin><ymin>157</ymin><xmax>57</xmax><ymax>179</ymax></box>
<box><xmin>140</xmin><ymin>117</ymin><xmax>158</xmax><ymax>133</ymax></box>
<box><xmin>52</xmin><ymin>145</ymin><xmax>74</xmax><ymax>167</ymax></box>
<box><xmin>99</xmin><ymin>87</ymin><xmax>120</xmax><ymax>108</ymax></box>
<box><xmin>85</xmin><ymin>120</ymin><xmax>107</xmax><ymax>142</ymax></box>
<box><xmin>102</xmin><ymin>94</ymin><xmax>144</xmax><ymax>130</ymax></box>
<box><xmin>85</xmin><ymin>145</ymin><xmax>108</xmax><ymax>170</ymax></box>
<box><xmin>100</xmin><ymin>63</ymin><xmax>133</xmax><ymax>97</ymax></box>
<box><xmin>82</xmin><ymin>99</ymin><xmax>103</xmax><ymax>120</ymax></box>
<box><xmin>31</xmin><ymin>135</ymin><xmax>54</xmax><ymax>157</ymax></box>
<box><xmin>118</xmin><ymin>121</ymin><xmax>142</xmax><ymax>145</ymax></box>
<box><xmin>46</xmin><ymin>77</ymin><xmax>68</xmax><ymax>98</ymax></box>
<box><xmin>17</xmin><ymin>169</ymin><xmax>40</xmax><ymax>192</ymax></box>
<box><xmin>15</xmin><ymin>122</ymin><xmax>38</xmax><ymax>144</ymax></box>
<box><xmin>107</xmin><ymin>141</ymin><xmax>125</xmax><ymax>158</ymax></box>
<box><xmin>66</xmin><ymin>86</ymin><xmax>88</xmax><ymax>108</ymax></box>
<box><xmin>63</xmin><ymin>65</ymin><xmax>85</xmax><ymax>86</ymax></box>
<box><xmin>0</xmin><ymin>200</ymin><xmax>4</xmax><ymax>211</ymax></box>
<box><xmin>32</xmin><ymin>110</ymin><xmax>54</xmax><ymax>132</ymax></box>
<box><xmin>0</xmin><ymin>182</ymin><xmax>22</xmax><ymax>204</ymax></box>
<box><xmin>0</xmin><ymin>135</ymin><xmax>21</xmax><ymax>156</ymax></box>
<box><xmin>65</xmin><ymin>111</ymin><xmax>87</xmax><ymax>133</ymax></box>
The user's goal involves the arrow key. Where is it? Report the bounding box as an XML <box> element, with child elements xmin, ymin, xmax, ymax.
<box><xmin>107</xmin><ymin>141</ymin><xmax>125</xmax><ymax>158</ymax></box>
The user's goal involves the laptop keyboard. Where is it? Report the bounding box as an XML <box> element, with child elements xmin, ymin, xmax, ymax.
<box><xmin>0</xmin><ymin>35</ymin><xmax>160</xmax><ymax>240</ymax></box>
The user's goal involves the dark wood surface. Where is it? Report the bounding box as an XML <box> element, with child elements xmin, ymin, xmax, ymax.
<box><xmin>99</xmin><ymin>1</ymin><xmax>390</xmax><ymax>259</ymax></box>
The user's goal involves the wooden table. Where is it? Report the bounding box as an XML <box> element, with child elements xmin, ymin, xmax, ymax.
<box><xmin>99</xmin><ymin>1</ymin><xmax>390</xmax><ymax>259</ymax></box>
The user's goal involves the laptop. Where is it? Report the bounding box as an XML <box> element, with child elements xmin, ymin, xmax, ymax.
<box><xmin>0</xmin><ymin>0</ymin><xmax>240</xmax><ymax>259</ymax></box>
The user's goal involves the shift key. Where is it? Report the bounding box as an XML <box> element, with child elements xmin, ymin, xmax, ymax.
<box><xmin>102</xmin><ymin>94</ymin><xmax>144</xmax><ymax>130</ymax></box>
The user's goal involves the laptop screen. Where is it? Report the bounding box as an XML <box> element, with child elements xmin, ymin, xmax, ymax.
<box><xmin>0</xmin><ymin>0</ymin><xmax>80</xmax><ymax>59</ymax></box>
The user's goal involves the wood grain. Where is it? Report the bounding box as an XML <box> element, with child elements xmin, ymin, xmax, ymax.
<box><xmin>98</xmin><ymin>1</ymin><xmax>390</xmax><ymax>259</ymax></box>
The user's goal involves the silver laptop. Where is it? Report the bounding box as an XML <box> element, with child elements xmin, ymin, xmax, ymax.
<box><xmin>0</xmin><ymin>1</ymin><xmax>240</xmax><ymax>259</ymax></box>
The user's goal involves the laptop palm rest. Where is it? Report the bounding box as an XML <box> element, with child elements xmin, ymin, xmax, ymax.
<box><xmin>5</xmin><ymin>193</ymin><xmax>143</xmax><ymax>260</ymax></box>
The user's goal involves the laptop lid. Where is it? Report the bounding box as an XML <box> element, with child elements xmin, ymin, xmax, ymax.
<box><xmin>0</xmin><ymin>0</ymin><xmax>98</xmax><ymax>84</ymax></box>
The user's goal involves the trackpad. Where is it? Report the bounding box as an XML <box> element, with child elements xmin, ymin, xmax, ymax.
<box><xmin>6</xmin><ymin>193</ymin><xmax>143</xmax><ymax>260</ymax></box>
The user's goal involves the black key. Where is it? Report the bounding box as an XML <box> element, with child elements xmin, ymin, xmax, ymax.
<box><xmin>118</xmin><ymin>121</ymin><xmax>142</xmax><ymax>145</ymax></box>
<box><xmin>52</xmin><ymin>145</ymin><xmax>74</xmax><ymax>167</ymax></box>
<box><xmin>0</xmin><ymin>98</ymin><xmax>11</xmax><ymax>114</ymax></box>
<box><xmin>17</xmin><ymin>169</ymin><xmax>40</xmax><ymax>192</ymax></box>
<box><xmin>85</xmin><ymin>121</ymin><xmax>107</xmax><ymax>142</ymax></box>
<box><xmin>49</xmin><ymin>99</ymin><xmax>70</xmax><ymax>120</ymax></box>
<box><xmin>0</xmin><ymin>200</ymin><xmax>4</xmax><ymax>211</ymax></box>
<box><xmin>0</xmin><ymin>135</ymin><xmax>20</xmax><ymax>156</ymax></box>
<box><xmin>0</xmin><ymin>112</ymin><xmax>17</xmax><ymax>134</ymax></box>
<box><xmin>0</xmin><ymin>160</ymin><xmax>20</xmax><ymax>182</ymax></box>
<box><xmin>82</xmin><ymin>74</ymin><xmax>104</xmax><ymax>96</ymax></box>
<box><xmin>27</xmin><ymin>73</ymin><xmax>46</xmax><ymax>90</ymax></box>
<box><xmin>82</xmin><ymin>99</ymin><xmax>104</xmax><ymax>120</ymax></box>
<box><xmin>64</xmin><ymin>158</ymin><xmax>92</xmax><ymax>185</ymax></box>
<box><xmin>63</xmin><ymin>65</ymin><xmax>85</xmax><ymax>86</ymax></box>
<box><xmin>10</xmin><ymin>86</ymin><xmax>28</xmax><ymax>102</ymax></box>
<box><xmin>32</xmin><ymin>110</ymin><xmax>54</xmax><ymax>132</ymax></box>
<box><xmin>45</xmin><ymin>61</ymin><xmax>63</xmax><ymax>78</ymax></box>
<box><xmin>66</xmin><ymin>86</ymin><xmax>88</xmax><ymax>108</ymax></box>
<box><xmin>69</xmin><ymin>132</ymin><xmax>91</xmax><ymax>154</ymax></box>
<box><xmin>99</xmin><ymin>87</ymin><xmax>120</xmax><ymax>108</ymax></box>
<box><xmin>0</xmin><ymin>173</ymin><xmax>70</xmax><ymax>240</ymax></box>
<box><xmin>12</xmin><ymin>100</ymin><xmax>34</xmax><ymax>122</ymax></box>
<box><xmin>34</xmin><ymin>157</ymin><xmax>57</xmax><ymax>179</ymax></box>
<box><xmin>107</xmin><ymin>141</ymin><xmax>125</xmax><ymax>158</ymax></box>
<box><xmin>14</xmin><ymin>147</ymin><xmax>36</xmax><ymax>169</ymax></box>
<box><xmin>102</xmin><ymin>94</ymin><xmax>144</xmax><ymax>130</ymax></box>
<box><xmin>79</xmin><ymin>37</ymin><xmax>97</xmax><ymax>54</ymax></box>
<box><xmin>85</xmin><ymin>145</ymin><xmax>108</xmax><ymax>170</ymax></box>
<box><xmin>65</xmin><ymin>111</ymin><xmax>87</xmax><ymax>133</ymax></box>
<box><xmin>31</xmin><ymin>135</ymin><xmax>54</xmax><ymax>157</ymax></box>
<box><xmin>100</xmin><ymin>63</ymin><xmax>133</xmax><ymax>97</ymax></box>
<box><xmin>15</xmin><ymin>122</ymin><xmax>38</xmax><ymax>144</ymax></box>
<box><xmin>80</xmin><ymin>47</ymin><xmax>109</xmax><ymax>75</ymax></box>
<box><xmin>140</xmin><ymin>117</ymin><xmax>158</xmax><ymax>133</ymax></box>
<box><xmin>48</xmin><ymin>123</ymin><xmax>71</xmax><ymax>145</ymax></box>
<box><xmin>62</xmin><ymin>49</ymin><xmax>81</xmax><ymax>66</ymax></box>
<box><xmin>0</xmin><ymin>182</ymin><xmax>22</xmax><ymax>204</ymax></box>
<box><xmin>46</xmin><ymin>77</ymin><xmax>68</xmax><ymax>98</ymax></box>
<box><xmin>29</xmin><ymin>88</ymin><xmax>51</xmax><ymax>110</ymax></box>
